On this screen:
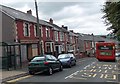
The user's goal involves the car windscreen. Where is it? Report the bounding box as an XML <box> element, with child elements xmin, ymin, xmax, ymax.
<box><xmin>58</xmin><ymin>54</ymin><xmax>70</xmax><ymax>59</ymax></box>
<box><xmin>31</xmin><ymin>57</ymin><xmax>45</xmax><ymax>62</ymax></box>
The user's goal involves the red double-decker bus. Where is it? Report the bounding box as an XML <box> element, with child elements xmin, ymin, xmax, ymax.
<box><xmin>96</xmin><ymin>42</ymin><xmax>116</xmax><ymax>61</ymax></box>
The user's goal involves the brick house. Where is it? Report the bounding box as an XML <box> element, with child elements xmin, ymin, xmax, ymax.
<box><xmin>0</xmin><ymin>5</ymin><xmax>53</xmax><ymax>67</ymax></box>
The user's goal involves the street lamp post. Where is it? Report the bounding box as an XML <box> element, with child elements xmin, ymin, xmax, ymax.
<box><xmin>35</xmin><ymin>0</ymin><xmax>43</xmax><ymax>55</ymax></box>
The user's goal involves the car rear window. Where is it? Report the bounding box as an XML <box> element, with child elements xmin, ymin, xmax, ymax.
<box><xmin>31</xmin><ymin>57</ymin><xmax>45</xmax><ymax>62</ymax></box>
<box><xmin>58</xmin><ymin>54</ymin><xmax>70</xmax><ymax>59</ymax></box>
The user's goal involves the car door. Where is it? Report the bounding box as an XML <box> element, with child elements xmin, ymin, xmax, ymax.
<box><xmin>69</xmin><ymin>54</ymin><xmax>75</xmax><ymax>65</ymax></box>
<box><xmin>45</xmin><ymin>55</ymin><xmax>54</xmax><ymax>67</ymax></box>
<box><xmin>51</xmin><ymin>55</ymin><xmax>60</xmax><ymax>70</ymax></box>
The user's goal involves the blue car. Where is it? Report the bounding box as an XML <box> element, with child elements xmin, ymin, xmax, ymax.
<box><xmin>58</xmin><ymin>54</ymin><xmax>76</xmax><ymax>68</ymax></box>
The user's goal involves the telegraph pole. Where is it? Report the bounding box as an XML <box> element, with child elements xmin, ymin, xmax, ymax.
<box><xmin>35</xmin><ymin>0</ymin><xmax>43</xmax><ymax>55</ymax></box>
<box><xmin>92</xmin><ymin>33</ymin><xmax>95</xmax><ymax>56</ymax></box>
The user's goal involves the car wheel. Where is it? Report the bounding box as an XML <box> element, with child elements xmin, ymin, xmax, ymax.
<box><xmin>29</xmin><ymin>71</ymin><xmax>34</xmax><ymax>75</ymax></box>
<box><xmin>69</xmin><ymin>63</ymin><xmax>72</xmax><ymax>68</ymax></box>
<box><xmin>74</xmin><ymin>62</ymin><xmax>76</xmax><ymax>66</ymax></box>
<box><xmin>48</xmin><ymin>67</ymin><xmax>53</xmax><ymax>75</ymax></box>
<box><xmin>59</xmin><ymin>65</ymin><xmax>63</xmax><ymax>71</ymax></box>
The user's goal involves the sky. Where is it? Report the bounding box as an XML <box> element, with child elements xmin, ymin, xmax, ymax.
<box><xmin>1</xmin><ymin>0</ymin><xmax>112</xmax><ymax>35</ymax></box>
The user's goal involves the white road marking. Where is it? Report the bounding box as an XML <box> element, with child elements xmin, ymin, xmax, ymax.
<box><xmin>100</xmin><ymin>74</ymin><xmax>104</xmax><ymax>78</ymax></box>
<box><xmin>105</xmin><ymin>70</ymin><xmax>108</xmax><ymax>73</ymax></box>
<box><xmin>65</xmin><ymin>71</ymin><xmax>79</xmax><ymax>79</ymax></box>
<box><xmin>71</xmin><ymin>76</ymin><xmax>87</xmax><ymax>80</ymax></box>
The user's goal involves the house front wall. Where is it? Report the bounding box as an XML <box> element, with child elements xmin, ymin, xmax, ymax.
<box><xmin>16</xmin><ymin>20</ymin><xmax>39</xmax><ymax>41</ymax></box>
<box><xmin>2</xmin><ymin>12</ymin><xmax>15</xmax><ymax>43</ymax></box>
<box><xmin>84</xmin><ymin>40</ymin><xmax>93</xmax><ymax>56</ymax></box>
<box><xmin>16</xmin><ymin>20</ymin><xmax>39</xmax><ymax>61</ymax></box>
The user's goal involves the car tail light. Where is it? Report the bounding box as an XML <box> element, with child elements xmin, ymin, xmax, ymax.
<box><xmin>44</xmin><ymin>62</ymin><xmax>49</xmax><ymax>65</ymax></box>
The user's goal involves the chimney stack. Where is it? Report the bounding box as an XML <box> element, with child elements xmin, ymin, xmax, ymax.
<box><xmin>70</xmin><ymin>30</ymin><xmax>73</xmax><ymax>32</ymax></box>
<box><xmin>49</xmin><ymin>18</ymin><xmax>53</xmax><ymax>24</ymax></box>
<box><xmin>27</xmin><ymin>10</ymin><xmax>32</xmax><ymax>15</ymax></box>
<box><xmin>62</xmin><ymin>25</ymin><xmax>68</xmax><ymax>30</ymax></box>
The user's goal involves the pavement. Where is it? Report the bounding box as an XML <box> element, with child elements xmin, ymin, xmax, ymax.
<box><xmin>1</xmin><ymin>66</ymin><xmax>29</xmax><ymax>83</ymax></box>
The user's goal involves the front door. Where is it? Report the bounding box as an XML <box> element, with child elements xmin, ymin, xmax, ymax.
<box><xmin>27</xmin><ymin>44</ymin><xmax>32</xmax><ymax>61</ymax></box>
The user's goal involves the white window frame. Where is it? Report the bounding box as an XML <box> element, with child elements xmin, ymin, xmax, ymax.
<box><xmin>61</xmin><ymin>32</ymin><xmax>64</xmax><ymax>41</ymax></box>
<box><xmin>54</xmin><ymin>31</ymin><xmax>58</xmax><ymax>41</ymax></box>
<box><xmin>34</xmin><ymin>25</ymin><xmax>37</xmax><ymax>37</ymax></box>
<box><xmin>46</xmin><ymin>27</ymin><xmax>50</xmax><ymax>38</ymax></box>
<box><xmin>23</xmin><ymin>22</ymin><xmax>30</xmax><ymax>37</ymax></box>
<box><xmin>60</xmin><ymin>32</ymin><xmax>63</xmax><ymax>41</ymax></box>
<box><xmin>45</xmin><ymin>42</ymin><xmax>53</xmax><ymax>52</ymax></box>
<box><xmin>40</xmin><ymin>26</ymin><xmax>43</xmax><ymax>37</ymax></box>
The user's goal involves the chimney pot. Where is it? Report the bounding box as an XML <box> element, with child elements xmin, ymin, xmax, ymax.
<box><xmin>49</xmin><ymin>18</ymin><xmax>53</xmax><ymax>24</ymax></box>
<box><xmin>70</xmin><ymin>30</ymin><xmax>73</xmax><ymax>32</ymax></box>
<box><xmin>27</xmin><ymin>10</ymin><xmax>32</xmax><ymax>15</ymax></box>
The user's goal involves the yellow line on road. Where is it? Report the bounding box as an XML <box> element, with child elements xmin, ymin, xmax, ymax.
<box><xmin>92</xmin><ymin>66</ymin><xmax>96</xmax><ymax>68</ymax></box>
<box><xmin>93</xmin><ymin>74</ymin><xmax>97</xmax><ymax>78</ymax></box>
<box><xmin>7</xmin><ymin>75</ymin><xmax>33</xmax><ymax>83</ymax></box>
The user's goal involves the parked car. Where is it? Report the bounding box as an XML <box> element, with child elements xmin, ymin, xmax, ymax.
<box><xmin>58</xmin><ymin>54</ymin><xmax>76</xmax><ymax>68</ymax></box>
<box><xmin>28</xmin><ymin>55</ymin><xmax>63</xmax><ymax>75</ymax></box>
<box><xmin>115</xmin><ymin>52</ymin><xmax>120</xmax><ymax>61</ymax></box>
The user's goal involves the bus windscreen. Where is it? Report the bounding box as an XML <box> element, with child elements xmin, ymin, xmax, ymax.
<box><xmin>98</xmin><ymin>46</ymin><xmax>113</xmax><ymax>50</ymax></box>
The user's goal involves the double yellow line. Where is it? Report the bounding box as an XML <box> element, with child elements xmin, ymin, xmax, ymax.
<box><xmin>6</xmin><ymin>75</ymin><xmax>33</xmax><ymax>83</ymax></box>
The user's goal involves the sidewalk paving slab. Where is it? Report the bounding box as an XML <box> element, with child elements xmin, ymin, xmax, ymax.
<box><xmin>1</xmin><ymin>67</ymin><xmax>29</xmax><ymax>83</ymax></box>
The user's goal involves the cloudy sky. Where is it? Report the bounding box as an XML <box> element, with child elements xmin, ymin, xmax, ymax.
<box><xmin>1</xmin><ymin>0</ymin><xmax>111</xmax><ymax>35</ymax></box>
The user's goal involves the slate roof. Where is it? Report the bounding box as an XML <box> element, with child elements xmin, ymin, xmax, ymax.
<box><xmin>0</xmin><ymin>5</ymin><xmax>53</xmax><ymax>27</ymax></box>
<box><xmin>47</xmin><ymin>22</ymin><xmax>69</xmax><ymax>33</ymax></box>
<box><xmin>78</xmin><ymin>33</ymin><xmax>105</xmax><ymax>42</ymax></box>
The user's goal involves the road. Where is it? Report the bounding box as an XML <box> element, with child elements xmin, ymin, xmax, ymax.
<box><xmin>6</xmin><ymin>57</ymin><xmax>120</xmax><ymax>84</ymax></box>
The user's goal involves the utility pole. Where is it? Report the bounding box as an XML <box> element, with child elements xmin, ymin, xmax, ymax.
<box><xmin>35</xmin><ymin>0</ymin><xmax>43</xmax><ymax>55</ymax></box>
<box><xmin>92</xmin><ymin>33</ymin><xmax>95</xmax><ymax>56</ymax></box>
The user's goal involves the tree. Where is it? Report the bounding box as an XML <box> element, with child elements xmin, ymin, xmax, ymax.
<box><xmin>102</xmin><ymin>1</ymin><xmax>120</xmax><ymax>41</ymax></box>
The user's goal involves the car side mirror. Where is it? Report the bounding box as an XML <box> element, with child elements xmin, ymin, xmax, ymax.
<box><xmin>70</xmin><ymin>57</ymin><xmax>73</xmax><ymax>59</ymax></box>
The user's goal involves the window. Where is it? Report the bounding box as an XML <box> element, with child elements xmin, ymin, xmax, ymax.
<box><xmin>70</xmin><ymin>36</ymin><xmax>72</xmax><ymax>43</ymax></box>
<box><xmin>34</xmin><ymin>25</ymin><xmax>43</xmax><ymax>37</ymax></box>
<box><xmin>54</xmin><ymin>31</ymin><xmax>58</xmax><ymax>41</ymax></box>
<box><xmin>65</xmin><ymin>33</ymin><xmax>68</xmax><ymax>42</ymax></box>
<box><xmin>46</xmin><ymin>43</ymin><xmax>51</xmax><ymax>53</ymax></box>
<box><xmin>24</xmin><ymin>22</ymin><xmax>30</xmax><ymax>36</ymax></box>
<box><xmin>46</xmin><ymin>27</ymin><xmax>50</xmax><ymax>38</ymax></box>
<box><xmin>34</xmin><ymin>25</ymin><xmax>37</xmax><ymax>36</ymax></box>
<box><xmin>60</xmin><ymin>32</ymin><xmax>64</xmax><ymax>41</ymax></box>
<box><xmin>100</xmin><ymin>51</ymin><xmax>112</xmax><ymax>56</ymax></box>
<box><xmin>86</xmin><ymin>41</ymin><xmax>89</xmax><ymax>48</ymax></box>
<box><xmin>40</xmin><ymin>26</ymin><xmax>43</xmax><ymax>37</ymax></box>
<box><xmin>98</xmin><ymin>46</ymin><xmax>113</xmax><ymax>50</ymax></box>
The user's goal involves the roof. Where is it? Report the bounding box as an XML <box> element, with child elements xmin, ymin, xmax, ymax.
<box><xmin>0</xmin><ymin>5</ymin><xmax>53</xmax><ymax>27</ymax></box>
<box><xmin>78</xmin><ymin>33</ymin><xmax>105</xmax><ymax>42</ymax></box>
<box><xmin>69</xmin><ymin>31</ymin><xmax>78</xmax><ymax>37</ymax></box>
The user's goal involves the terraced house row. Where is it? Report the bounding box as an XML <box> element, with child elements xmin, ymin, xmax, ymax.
<box><xmin>0</xmin><ymin>5</ymin><xmax>119</xmax><ymax>70</ymax></box>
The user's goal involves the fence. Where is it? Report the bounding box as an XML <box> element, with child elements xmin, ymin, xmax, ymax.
<box><xmin>0</xmin><ymin>42</ymin><xmax>22</xmax><ymax>70</ymax></box>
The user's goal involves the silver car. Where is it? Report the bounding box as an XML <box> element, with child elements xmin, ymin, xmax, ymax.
<box><xmin>115</xmin><ymin>52</ymin><xmax>120</xmax><ymax>61</ymax></box>
<box><xmin>58</xmin><ymin>54</ymin><xmax>76</xmax><ymax>68</ymax></box>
